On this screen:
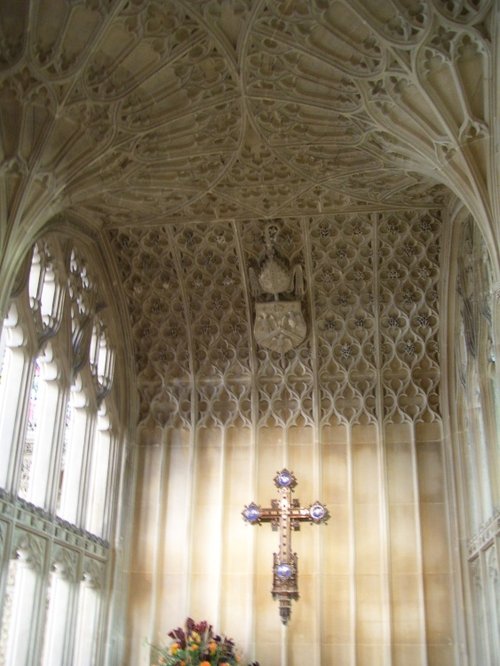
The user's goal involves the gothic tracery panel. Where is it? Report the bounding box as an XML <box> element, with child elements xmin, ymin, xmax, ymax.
<box><xmin>379</xmin><ymin>211</ymin><xmax>441</xmax><ymax>423</ymax></box>
<box><xmin>311</xmin><ymin>214</ymin><xmax>377</xmax><ymax>426</ymax></box>
<box><xmin>111</xmin><ymin>210</ymin><xmax>444</xmax><ymax>429</ymax></box>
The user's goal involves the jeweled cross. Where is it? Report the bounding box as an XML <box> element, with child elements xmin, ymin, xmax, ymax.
<box><xmin>242</xmin><ymin>469</ymin><xmax>329</xmax><ymax>624</ymax></box>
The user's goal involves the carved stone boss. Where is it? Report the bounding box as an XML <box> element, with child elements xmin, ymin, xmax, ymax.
<box><xmin>242</xmin><ymin>469</ymin><xmax>329</xmax><ymax>624</ymax></box>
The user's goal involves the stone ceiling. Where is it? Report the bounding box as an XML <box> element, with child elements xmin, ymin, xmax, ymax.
<box><xmin>0</xmin><ymin>0</ymin><xmax>495</xmax><ymax>427</ymax></box>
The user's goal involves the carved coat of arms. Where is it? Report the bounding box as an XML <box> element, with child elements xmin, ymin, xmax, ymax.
<box><xmin>249</xmin><ymin>223</ymin><xmax>307</xmax><ymax>353</ymax></box>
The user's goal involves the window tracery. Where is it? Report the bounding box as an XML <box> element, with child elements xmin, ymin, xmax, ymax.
<box><xmin>0</xmin><ymin>231</ymin><xmax>122</xmax><ymax>665</ymax></box>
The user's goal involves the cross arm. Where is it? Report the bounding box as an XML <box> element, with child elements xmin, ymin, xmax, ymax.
<box><xmin>242</xmin><ymin>501</ymin><xmax>280</xmax><ymax>527</ymax></box>
<box><xmin>289</xmin><ymin>500</ymin><xmax>330</xmax><ymax>525</ymax></box>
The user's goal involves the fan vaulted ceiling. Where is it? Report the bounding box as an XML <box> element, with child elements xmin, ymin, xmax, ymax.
<box><xmin>0</xmin><ymin>0</ymin><xmax>495</xmax><ymax>426</ymax></box>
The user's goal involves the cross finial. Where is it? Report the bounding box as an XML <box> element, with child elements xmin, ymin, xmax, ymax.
<box><xmin>242</xmin><ymin>469</ymin><xmax>329</xmax><ymax>624</ymax></box>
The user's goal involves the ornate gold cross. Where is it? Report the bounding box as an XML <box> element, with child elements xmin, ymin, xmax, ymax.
<box><xmin>242</xmin><ymin>469</ymin><xmax>329</xmax><ymax>624</ymax></box>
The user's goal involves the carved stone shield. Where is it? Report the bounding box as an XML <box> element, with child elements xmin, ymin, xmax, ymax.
<box><xmin>254</xmin><ymin>301</ymin><xmax>307</xmax><ymax>352</ymax></box>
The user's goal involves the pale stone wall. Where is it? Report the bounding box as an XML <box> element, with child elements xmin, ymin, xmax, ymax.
<box><xmin>127</xmin><ymin>420</ymin><xmax>454</xmax><ymax>666</ymax></box>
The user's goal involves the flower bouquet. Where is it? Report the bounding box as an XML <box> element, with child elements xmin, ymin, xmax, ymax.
<box><xmin>150</xmin><ymin>618</ymin><xmax>259</xmax><ymax>666</ymax></box>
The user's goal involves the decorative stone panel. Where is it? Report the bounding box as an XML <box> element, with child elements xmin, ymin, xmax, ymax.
<box><xmin>110</xmin><ymin>211</ymin><xmax>442</xmax><ymax>428</ymax></box>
